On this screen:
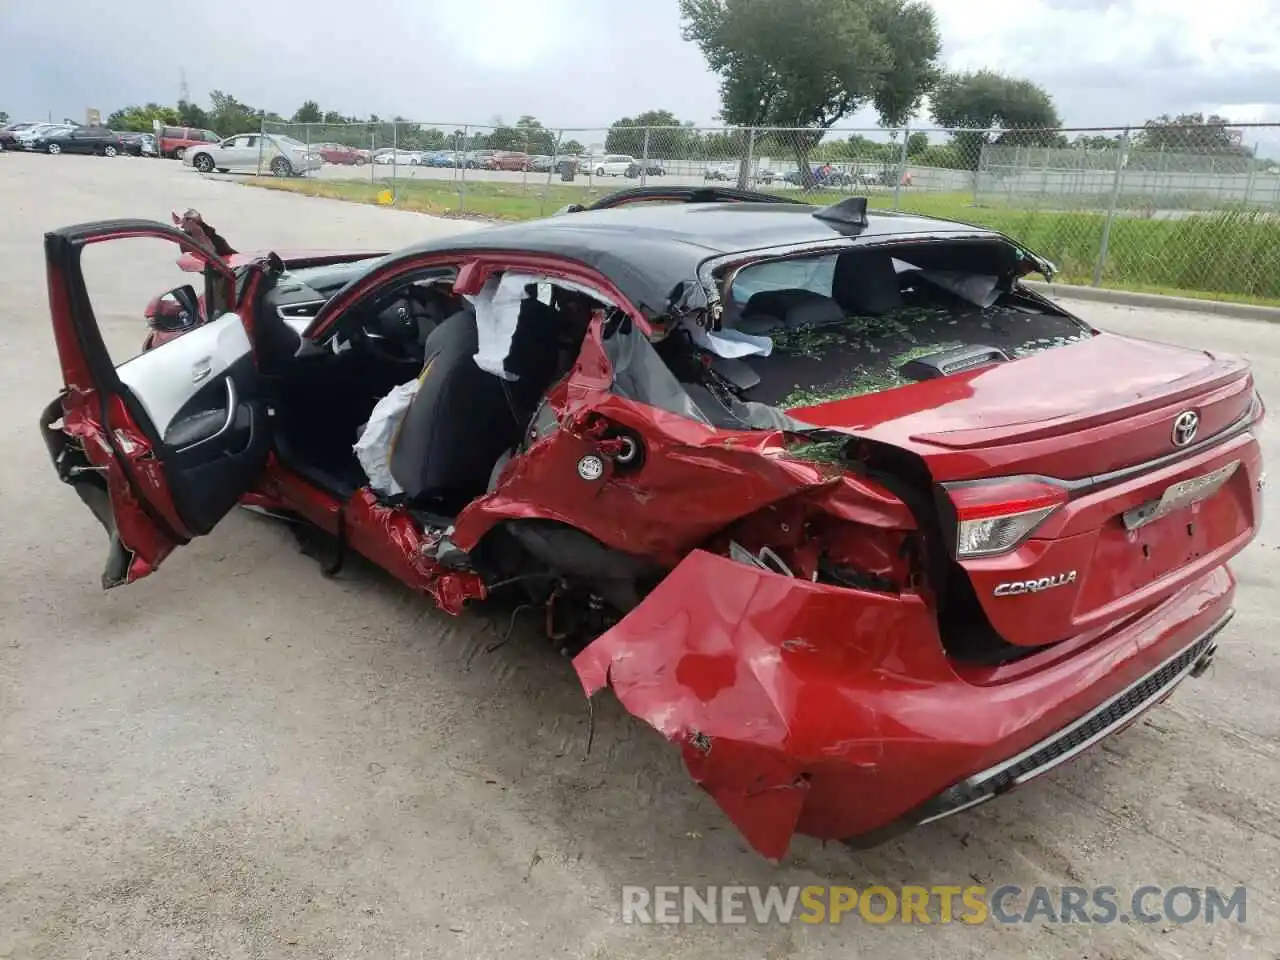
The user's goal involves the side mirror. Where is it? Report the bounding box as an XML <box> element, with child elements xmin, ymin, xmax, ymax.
<box><xmin>144</xmin><ymin>285</ymin><xmax>201</xmax><ymax>332</ymax></box>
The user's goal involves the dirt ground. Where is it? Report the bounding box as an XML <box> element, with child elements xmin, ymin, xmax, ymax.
<box><xmin>0</xmin><ymin>152</ymin><xmax>1276</xmax><ymax>959</ymax></box>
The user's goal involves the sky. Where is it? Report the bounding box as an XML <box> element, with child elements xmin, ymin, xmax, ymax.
<box><xmin>4</xmin><ymin>0</ymin><xmax>1280</xmax><ymax>149</ymax></box>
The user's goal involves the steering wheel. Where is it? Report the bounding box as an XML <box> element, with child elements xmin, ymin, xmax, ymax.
<box><xmin>358</xmin><ymin>287</ymin><xmax>438</xmax><ymax>365</ymax></box>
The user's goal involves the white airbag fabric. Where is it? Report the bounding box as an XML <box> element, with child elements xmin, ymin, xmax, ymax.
<box><xmin>466</xmin><ymin>272</ymin><xmax>617</xmax><ymax>379</ymax></box>
<box><xmin>353</xmin><ymin>378</ymin><xmax>421</xmax><ymax>497</ymax></box>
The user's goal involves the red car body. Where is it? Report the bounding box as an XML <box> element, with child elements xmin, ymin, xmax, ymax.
<box><xmin>40</xmin><ymin>193</ymin><xmax>1264</xmax><ymax>859</ymax></box>
<box><xmin>485</xmin><ymin>151</ymin><xmax>533</xmax><ymax>171</ymax></box>
<box><xmin>313</xmin><ymin>143</ymin><xmax>368</xmax><ymax>165</ymax></box>
<box><xmin>155</xmin><ymin>125</ymin><xmax>222</xmax><ymax>159</ymax></box>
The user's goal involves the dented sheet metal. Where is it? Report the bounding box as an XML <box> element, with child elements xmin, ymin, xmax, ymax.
<box><xmin>573</xmin><ymin>549</ymin><xmax>944</xmax><ymax>859</ymax></box>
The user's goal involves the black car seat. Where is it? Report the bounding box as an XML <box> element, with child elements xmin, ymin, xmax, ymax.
<box><xmin>388</xmin><ymin>308</ymin><xmax>523</xmax><ymax>508</ymax></box>
<box><xmin>831</xmin><ymin>249</ymin><xmax>902</xmax><ymax>315</ymax></box>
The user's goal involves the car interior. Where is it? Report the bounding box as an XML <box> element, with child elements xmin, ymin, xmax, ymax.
<box><xmin>255</xmin><ymin>263</ymin><xmax>603</xmax><ymax>516</ymax></box>
<box><xmin>658</xmin><ymin>240</ymin><xmax>1094</xmax><ymax>417</ymax></box>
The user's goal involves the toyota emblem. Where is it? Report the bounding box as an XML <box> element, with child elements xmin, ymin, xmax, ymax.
<box><xmin>1171</xmin><ymin>410</ymin><xmax>1200</xmax><ymax>447</ymax></box>
<box><xmin>576</xmin><ymin>454</ymin><xmax>605</xmax><ymax>481</ymax></box>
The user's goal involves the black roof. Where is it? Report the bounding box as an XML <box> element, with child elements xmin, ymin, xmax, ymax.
<box><xmin>412</xmin><ymin>202</ymin><xmax>997</xmax><ymax>316</ymax></box>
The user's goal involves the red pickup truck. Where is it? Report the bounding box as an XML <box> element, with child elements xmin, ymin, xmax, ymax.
<box><xmin>156</xmin><ymin>125</ymin><xmax>222</xmax><ymax>160</ymax></box>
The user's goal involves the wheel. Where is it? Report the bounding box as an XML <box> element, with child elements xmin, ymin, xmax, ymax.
<box><xmin>174</xmin><ymin>147</ymin><xmax>186</xmax><ymax>160</ymax></box>
<box><xmin>103</xmin><ymin>145</ymin><xmax>118</xmax><ymax>158</ymax></box>
<box><xmin>271</xmin><ymin>156</ymin><xmax>293</xmax><ymax>177</ymax></box>
<box><xmin>47</xmin><ymin>143</ymin><xmax>61</xmax><ymax>155</ymax></box>
<box><xmin>193</xmin><ymin>153</ymin><xmax>214</xmax><ymax>173</ymax></box>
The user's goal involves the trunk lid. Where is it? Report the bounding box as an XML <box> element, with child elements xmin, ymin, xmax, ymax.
<box><xmin>789</xmin><ymin>333</ymin><xmax>1263</xmax><ymax>648</ymax></box>
<box><xmin>790</xmin><ymin>333</ymin><xmax>1254</xmax><ymax>482</ymax></box>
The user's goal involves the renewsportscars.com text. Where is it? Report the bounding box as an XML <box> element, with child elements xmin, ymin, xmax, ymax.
<box><xmin>620</xmin><ymin>884</ymin><xmax>1248</xmax><ymax>926</ymax></box>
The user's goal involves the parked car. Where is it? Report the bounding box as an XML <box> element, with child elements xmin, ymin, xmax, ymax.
<box><xmin>38</xmin><ymin>191</ymin><xmax>1264</xmax><ymax>860</ymax></box>
<box><xmin>156</xmin><ymin>125</ymin><xmax>222</xmax><ymax>160</ymax></box>
<box><xmin>184</xmin><ymin>133</ymin><xmax>323</xmax><ymax>176</ymax></box>
<box><xmin>372</xmin><ymin>149</ymin><xmax>422</xmax><ymax>166</ymax></box>
<box><xmin>463</xmin><ymin>149</ymin><xmax>498</xmax><ymax>169</ymax></box>
<box><xmin>485</xmin><ymin>151</ymin><xmax>533</xmax><ymax>171</ymax></box>
<box><xmin>424</xmin><ymin>150</ymin><xmax>462</xmax><ymax>168</ymax></box>
<box><xmin>2</xmin><ymin>121</ymin><xmax>43</xmax><ymax>149</ymax></box>
<box><xmin>118</xmin><ymin>132</ymin><xmax>158</xmax><ymax>157</ymax></box>
<box><xmin>312</xmin><ymin>142</ymin><xmax>367</xmax><ymax>165</ymax></box>
<box><xmin>703</xmin><ymin>164</ymin><xmax>735</xmax><ymax>181</ymax></box>
<box><xmin>15</xmin><ymin>123</ymin><xmax>73</xmax><ymax>149</ymax></box>
<box><xmin>528</xmin><ymin>154</ymin><xmax>555</xmax><ymax>173</ymax></box>
<box><xmin>784</xmin><ymin>165</ymin><xmax>855</xmax><ymax>188</ymax></box>
<box><xmin>589</xmin><ymin>154</ymin><xmax>634</xmax><ymax>176</ymax></box>
<box><xmin>30</xmin><ymin>125</ymin><xmax>124</xmax><ymax>156</ymax></box>
<box><xmin>624</xmin><ymin>159</ymin><xmax>665</xmax><ymax>178</ymax></box>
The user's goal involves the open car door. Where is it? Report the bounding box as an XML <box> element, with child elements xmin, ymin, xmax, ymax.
<box><xmin>39</xmin><ymin>220</ymin><xmax>271</xmax><ymax>587</ymax></box>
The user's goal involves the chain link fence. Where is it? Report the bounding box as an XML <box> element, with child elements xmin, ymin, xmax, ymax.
<box><xmin>253</xmin><ymin>119</ymin><xmax>1280</xmax><ymax>304</ymax></box>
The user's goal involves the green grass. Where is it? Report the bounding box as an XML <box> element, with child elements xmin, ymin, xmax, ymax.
<box><xmin>244</xmin><ymin>176</ymin><xmax>1280</xmax><ymax>307</ymax></box>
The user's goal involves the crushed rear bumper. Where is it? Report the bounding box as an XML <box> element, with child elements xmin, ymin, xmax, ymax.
<box><xmin>574</xmin><ymin>550</ymin><xmax>1236</xmax><ymax>859</ymax></box>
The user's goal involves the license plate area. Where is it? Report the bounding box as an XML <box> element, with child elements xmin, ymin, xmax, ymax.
<box><xmin>1122</xmin><ymin>460</ymin><xmax>1240</xmax><ymax>531</ymax></box>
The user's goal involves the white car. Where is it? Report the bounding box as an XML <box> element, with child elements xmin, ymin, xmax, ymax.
<box><xmin>373</xmin><ymin>149</ymin><xmax>422</xmax><ymax>166</ymax></box>
<box><xmin>184</xmin><ymin>133</ymin><xmax>323</xmax><ymax>177</ymax></box>
<box><xmin>17</xmin><ymin>123</ymin><xmax>74</xmax><ymax>149</ymax></box>
<box><xmin>589</xmin><ymin>154</ymin><xmax>634</xmax><ymax>177</ymax></box>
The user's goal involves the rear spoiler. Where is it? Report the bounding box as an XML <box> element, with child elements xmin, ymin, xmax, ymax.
<box><xmin>557</xmin><ymin>185</ymin><xmax>808</xmax><ymax>215</ymax></box>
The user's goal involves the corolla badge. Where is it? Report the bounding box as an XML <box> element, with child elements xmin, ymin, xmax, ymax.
<box><xmin>1172</xmin><ymin>410</ymin><xmax>1200</xmax><ymax>447</ymax></box>
<box><xmin>993</xmin><ymin>571</ymin><xmax>1078</xmax><ymax>597</ymax></box>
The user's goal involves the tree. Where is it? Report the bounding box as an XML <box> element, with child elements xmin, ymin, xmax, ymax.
<box><xmin>1137</xmin><ymin>113</ymin><xmax>1246</xmax><ymax>155</ymax></box>
<box><xmin>680</xmin><ymin>0</ymin><xmax>941</xmax><ymax>184</ymax></box>
<box><xmin>605</xmin><ymin>109</ymin><xmax>691</xmax><ymax>156</ymax></box>
<box><xmin>906</xmin><ymin>130</ymin><xmax>928</xmax><ymax>156</ymax></box>
<box><xmin>106</xmin><ymin>103</ymin><xmax>180</xmax><ymax>132</ymax></box>
<box><xmin>562</xmin><ymin>139</ymin><xmax>585</xmax><ymax>155</ymax></box>
<box><xmin>292</xmin><ymin>100</ymin><xmax>323</xmax><ymax>124</ymax></box>
<box><xmin>0</xmin><ymin>111</ymin><xmax>9</xmax><ymax>126</ymax></box>
<box><xmin>208</xmin><ymin>90</ymin><xmax>263</xmax><ymax>135</ymax></box>
<box><xmin>929</xmin><ymin>69</ymin><xmax>1062</xmax><ymax>168</ymax></box>
<box><xmin>177</xmin><ymin>99</ymin><xmax>210</xmax><ymax>130</ymax></box>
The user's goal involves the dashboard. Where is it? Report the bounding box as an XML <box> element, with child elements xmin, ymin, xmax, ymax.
<box><xmin>259</xmin><ymin>258</ymin><xmax>461</xmax><ymax>366</ymax></box>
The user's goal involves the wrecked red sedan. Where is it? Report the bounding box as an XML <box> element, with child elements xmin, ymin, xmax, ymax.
<box><xmin>40</xmin><ymin>190</ymin><xmax>1264</xmax><ymax>859</ymax></box>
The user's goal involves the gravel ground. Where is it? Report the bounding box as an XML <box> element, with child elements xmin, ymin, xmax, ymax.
<box><xmin>1</xmin><ymin>151</ymin><xmax>1277</xmax><ymax>959</ymax></box>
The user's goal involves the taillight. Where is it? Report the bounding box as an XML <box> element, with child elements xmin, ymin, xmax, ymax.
<box><xmin>946</xmin><ymin>478</ymin><xmax>1068</xmax><ymax>559</ymax></box>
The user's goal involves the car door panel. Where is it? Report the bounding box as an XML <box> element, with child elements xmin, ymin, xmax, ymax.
<box><xmin>42</xmin><ymin>221</ymin><xmax>269</xmax><ymax>585</ymax></box>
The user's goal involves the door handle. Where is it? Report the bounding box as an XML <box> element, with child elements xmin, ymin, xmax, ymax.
<box><xmin>192</xmin><ymin>359</ymin><xmax>212</xmax><ymax>384</ymax></box>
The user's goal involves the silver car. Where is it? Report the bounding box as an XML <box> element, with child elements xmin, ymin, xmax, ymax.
<box><xmin>183</xmin><ymin>132</ymin><xmax>323</xmax><ymax>176</ymax></box>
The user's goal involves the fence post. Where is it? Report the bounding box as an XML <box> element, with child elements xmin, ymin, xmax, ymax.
<box><xmin>521</xmin><ymin>131</ymin><xmax>530</xmax><ymax>193</ymax></box>
<box><xmin>459</xmin><ymin>124</ymin><xmax>469</xmax><ymax>213</ymax></box>
<box><xmin>257</xmin><ymin>112</ymin><xmax>266</xmax><ymax>176</ymax></box>
<box><xmin>893</xmin><ymin>124</ymin><xmax>909</xmax><ymax>210</ymax></box>
<box><xmin>539</xmin><ymin>130</ymin><xmax>561</xmax><ymax>217</ymax></box>
<box><xmin>742</xmin><ymin>127</ymin><xmax>755</xmax><ymax>190</ymax></box>
<box><xmin>390</xmin><ymin>121</ymin><xmax>398</xmax><ymax>198</ymax></box>
<box><xmin>1244</xmin><ymin>144</ymin><xmax>1257</xmax><ymax>206</ymax></box>
<box><xmin>1093</xmin><ymin>126</ymin><xmax>1130</xmax><ymax>288</ymax></box>
<box><xmin>640</xmin><ymin>127</ymin><xmax>651</xmax><ymax>187</ymax></box>
<box><xmin>304</xmin><ymin>124</ymin><xmax>311</xmax><ymax>182</ymax></box>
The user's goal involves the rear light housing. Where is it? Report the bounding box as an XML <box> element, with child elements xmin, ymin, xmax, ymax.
<box><xmin>945</xmin><ymin>478</ymin><xmax>1069</xmax><ymax>559</ymax></box>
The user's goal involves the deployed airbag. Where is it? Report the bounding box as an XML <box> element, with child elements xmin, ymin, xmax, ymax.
<box><xmin>353</xmin><ymin>378</ymin><xmax>421</xmax><ymax>497</ymax></box>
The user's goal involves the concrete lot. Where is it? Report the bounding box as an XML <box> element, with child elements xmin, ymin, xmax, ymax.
<box><xmin>1</xmin><ymin>151</ymin><xmax>1277</xmax><ymax>959</ymax></box>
